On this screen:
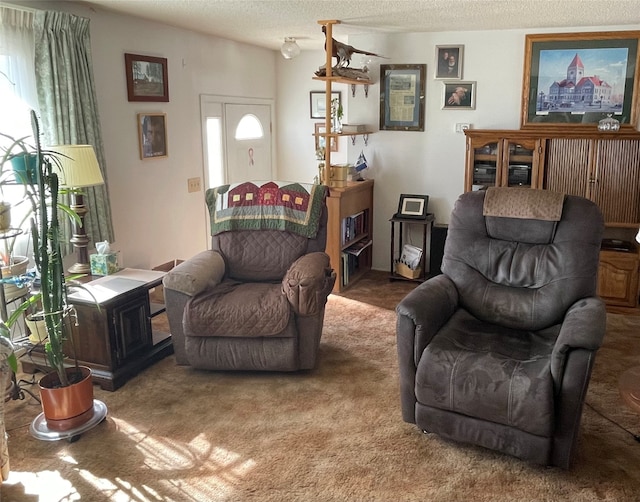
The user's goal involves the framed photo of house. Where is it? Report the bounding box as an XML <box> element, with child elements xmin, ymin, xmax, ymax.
<box><xmin>380</xmin><ymin>64</ymin><xmax>426</xmax><ymax>131</ymax></box>
<box><xmin>442</xmin><ymin>81</ymin><xmax>476</xmax><ymax>109</ymax></box>
<box><xmin>310</xmin><ymin>91</ymin><xmax>341</xmax><ymax>119</ymax></box>
<box><xmin>435</xmin><ymin>45</ymin><xmax>464</xmax><ymax>79</ymax></box>
<box><xmin>137</xmin><ymin>113</ymin><xmax>168</xmax><ymax>160</ymax></box>
<box><xmin>521</xmin><ymin>31</ymin><xmax>640</xmax><ymax>130</ymax></box>
<box><xmin>125</xmin><ymin>53</ymin><xmax>169</xmax><ymax>102</ymax></box>
<box><xmin>396</xmin><ymin>194</ymin><xmax>430</xmax><ymax>219</ymax></box>
<box><xmin>314</xmin><ymin>123</ymin><xmax>337</xmax><ymax>152</ymax></box>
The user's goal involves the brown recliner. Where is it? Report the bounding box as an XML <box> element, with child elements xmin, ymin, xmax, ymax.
<box><xmin>396</xmin><ymin>187</ymin><xmax>606</xmax><ymax>468</ymax></box>
<box><xmin>164</xmin><ymin>181</ymin><xmax>336</xmax><ymax>371</ymax></box>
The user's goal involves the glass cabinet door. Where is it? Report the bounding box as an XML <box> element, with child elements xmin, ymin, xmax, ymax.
<box><xmin>471</xmin><ymin>140</ymin><xmax>500</xmax><ymax>190</ymax></box>
<box><xmin>504</xmin><ymin>139</ymin><xmax>537</xmax><ymax>188</ymax></box>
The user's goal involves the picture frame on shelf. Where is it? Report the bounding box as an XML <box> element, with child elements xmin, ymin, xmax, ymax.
<box><xmin>124</xmin><ymin>53</ymin><xmax>169</xmax><ymax>102</ymax></box>
<box><xmin>380</xmin><ymin>64</ymin><xmax>426</xmax><ymax>131</ymax></box>
<box><xmin>442</xmin><ymin>81</ymin><xmax>476</xmax><ymax>110</ymax></box>
<box><xmin>435</xmin><ymin>45</ymin><xmax>464</xmax><ymax>79</ymax></box>
<box><xmin>137</xmin><ymin>113</ymin><xmax>168</xmax><ymax>160</ymax></box>
<box><xmin>314</xmin><ymin>123</ymin><xmax>338</xmax><ymax>152</ymax></box>
<box><xmin>395</xmin><ymin>194</ymin><xmax>429</xmax><ymax>219</ymax></box>
<box><xmin>520</xmin><ymin>31</ymin><xmax>640</xmax><ymax>129</ymax></box>
<box><xmin>310</xmin><ymin>91</ymin><xmax>341</xmax><ymax>119</ymax></box>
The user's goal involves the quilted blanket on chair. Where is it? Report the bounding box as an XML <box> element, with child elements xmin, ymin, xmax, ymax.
<box><xmin>206</xmin><ymin>181</ymin><xmax>327</xmax><ymax>238</ymax></box>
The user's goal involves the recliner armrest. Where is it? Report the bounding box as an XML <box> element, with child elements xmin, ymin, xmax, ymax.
<box><xmin>163</xmin><ymin>250</ymin><xmax>225</xmax><ymax>297</ymax></box>
<box><xmin>396</xmin><ymin>274</ymin><xmax>460</xmax><ymax>359</ymax></box>
<box><xmin>550</xmin><ymin>296</ymin><xmax>606</xmax><ymax>384</ymax></box>
<box><xmin>282</xmin><ymin>252</ymin><xmax>335</xmax><ymax>316</ymax></box>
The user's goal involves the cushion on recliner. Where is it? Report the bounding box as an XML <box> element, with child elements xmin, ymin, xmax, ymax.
<box><xmin>183</xmin><ymin>282</ymin><xmax>293</xmax><ymax>338</ymax></box>
<box><xmin>415</xmin><ymin>309</ymin><xmax>557</xmax><ymax>437</ymax></box>
<box><xmin>443</xmin><ymin>191</ymin><xmax>602</xmax><ymax>331</ymax></box>
<box><xmin>215</xmin><ymin>230</ymin><xmax>307</xmax><ymax>281</ymax></box>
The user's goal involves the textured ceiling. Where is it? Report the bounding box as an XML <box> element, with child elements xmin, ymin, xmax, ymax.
<box><xmin>79</xmin><ymin>0</ymin><xmax>640</xmax><ymax>51</ymax></box>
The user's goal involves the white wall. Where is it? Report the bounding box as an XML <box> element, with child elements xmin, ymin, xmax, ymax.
<box><xmin>277</xmin><ymin>25</ymin><xmax>640</xmax><ymax>271</ymax></box>
<box><xmin>36</xmin><ymin>1</ymin><xmax>277</xmax><ymax>269</ymax></box>
<box><xmin>20</xmin><ymin>3</ymin><xmax>640</xmax><ymax>272</ymax></box>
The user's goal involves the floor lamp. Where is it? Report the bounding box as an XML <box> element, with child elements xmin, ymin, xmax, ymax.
<box><xmin>49</xmin><ymin>145</ymin><xmax>105</xmax><ymax>274</ymax></box>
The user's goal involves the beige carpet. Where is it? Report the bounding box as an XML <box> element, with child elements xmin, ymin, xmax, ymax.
<box><xmin>2</xmin><ymin>294</ymin><xmax>640</xmax><ymax>501</ymax></box>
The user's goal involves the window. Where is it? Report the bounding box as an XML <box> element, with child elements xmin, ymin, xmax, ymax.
<box><xmin>234</xmin><ymin>114</ymin><xmax>263</xmax><ymax>140</ymax></box>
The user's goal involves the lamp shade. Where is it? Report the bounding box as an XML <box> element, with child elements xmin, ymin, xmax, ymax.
<box><xmin>48</xmin><ymin>145</ymin><xmax>104</xmax><ymax>187</ymax></box>
<box><xmin>281</xmin><ymin>37</ymin><xmax>300</xmax><ymax>59</ymax></box>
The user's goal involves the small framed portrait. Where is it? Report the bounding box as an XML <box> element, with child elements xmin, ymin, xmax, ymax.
<box><xmin>124</xmin><ymin>53</ymin><xmax>169</xmax><ymax>102</ymax></box>
<box><xmin>442</xmin><ymin>81</ymin><xmax>476</xmax><ymax>110</ymax></box>
<box><xmin>396</xmin><ymin>194</ymin><xmax>429</xmax><ymax>219</ymax></box>
<box><xmin>435</xmin><ymin>45</ymin><xmax>464</xmax><ymax>79</ymax></box>
<box><xmin>314</xmin><ymin>123</ymin><xmax>337</xmax><ymax>152</ymax></box>
<box><xmin>137</xmin><ymin>113</ymin><xmax>168</xmax><ymax>159</ymax></box>
<box><xmin>310</xmin><ymin>91</ymin><xmax>341</xmax><ymax>119</ymax></box>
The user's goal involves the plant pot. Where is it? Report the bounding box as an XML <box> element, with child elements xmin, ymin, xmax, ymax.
<box><xmin>39</xmin><ymin>366</ymin><xmax>94</xmax><ymax>432</ymax></box>
<box><xmin>25</xmin><ymin>314</ymin><xmax>47</xmax><ymax>344</ymax></box>
<box><xmin>1</xmin><ymin>255</ymin><xmax>29</xmax><ymax>303</ymax></box>
<box><xmin>0</xmin><ymin>202</ymin><xmax>10</xmax><ymax>231</ymax></box>
<box><xmin>9</xmin><ymin>152</ymin><xmax>37</xmax><ymax>184</ymax></box>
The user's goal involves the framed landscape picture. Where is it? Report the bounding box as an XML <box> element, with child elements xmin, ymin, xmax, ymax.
<box><xmin>310</xmin><ymin>91</ymin><xmax>341</xmax><ymax>119</ymax></box>
<box><xmin>125</xmin><ymin>53</ymin><xmax>169</xmax><ymax>102</ymax></box>
<box><xmin>521</xmin><ymin>31</ymin><xmax>640</xmax><ymax>130</ymax></box>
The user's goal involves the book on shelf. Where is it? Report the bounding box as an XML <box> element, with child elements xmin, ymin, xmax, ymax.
<box><xmin>345</xmin><ymin>239</ymin><xmax>372</xmax><ymax>257</ymax></box>
<box><xmin>341</xmin><ymin>210</ymin><xmax>367</xmax><ymax>245</ymax></box>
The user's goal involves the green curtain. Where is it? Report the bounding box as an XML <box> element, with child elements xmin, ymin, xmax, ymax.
<box><xmin>33</xmin><ymin>10</ymin><xmax>114</xmax><ymax>255</ymax></box>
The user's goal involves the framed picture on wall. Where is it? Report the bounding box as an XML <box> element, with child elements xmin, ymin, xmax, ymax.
<box><xmin>137</xmin><ymin>113</ymin><xmax>168</xmax><ymax>159</ymax></box>
<box><xmin>125</xmin><ymin>53</ymin><xmax>169</xmax><ymax>102</ymax></box>
<box><xmin>310</xmin><ymin>91</ymin><xmax>341</xmax><ymax>119</ymax></box>
<box><xmin>442</xmin><ymin>81</ymin><xmax>476</xmax><ymax>110</ymax></box>
<box><xmin>314</xmin><ymin>123</ymin><xmax>338</xmax><ymax>152</ymax></box>
<box><xmin>435</xmin><ymin>45</ymin><xmax>464</xmax><ymax>79</ymax></box>
<box><xmin>520</xmin><ymin>31</ymin><xmax>640</xmax><ymax>129</ymax></box>
<box><xmin>379</xmin><ymin>64</ymin><xmax>426</xmax><ymax>131</ymax></box>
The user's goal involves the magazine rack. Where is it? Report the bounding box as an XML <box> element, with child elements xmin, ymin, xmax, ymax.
<box><xmin>389</xmin><ymin>214</ymin><xmax>434</xmax><ymax>282</ymax></box>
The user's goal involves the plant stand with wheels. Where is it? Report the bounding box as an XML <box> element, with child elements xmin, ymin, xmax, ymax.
<box><xmin>30</xmin><ymin>399</ymin><xmax>108</xmax><ymax>442</ymax></box>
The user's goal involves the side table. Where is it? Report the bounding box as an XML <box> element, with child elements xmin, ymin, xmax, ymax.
<box><xmin>389</xmin><ymin>213</ymin><xmax>435</xmax><ymax>282</ymax></box>
<box><xmin>21</xmin><ymin>268</ymin><xmax>173</xmax><ymax>391</ymax></box>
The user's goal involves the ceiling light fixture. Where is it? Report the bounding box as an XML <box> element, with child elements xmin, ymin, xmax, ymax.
<box><xmin>281</xmin><ymin>37</ymin><xmax>300</xmax><ymax>59</ymax></box>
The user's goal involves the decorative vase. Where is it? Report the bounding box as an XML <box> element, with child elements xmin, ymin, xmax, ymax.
<box><xmin>1</xmin><ymin>255</ymin><xmax>29</xmax><ymax>303</ymax></box>
<box><xmin>0</xmin><ymin>202</ymin><xmax>10</xmax><ymax>232</ymax></box>
<box><xmin>9</xmin><ymin>153</ymin><xmax>37</xmax><ymax>184</ymax></box>
<box><xmin>39</xmin><ymin>366</ymin><xmax>94</xmax><ymax>432</ymax></box>
<box><xmin>25</xmin><ymin>314</ymin><xmax>47</xmax><ymax>344</ymax></box>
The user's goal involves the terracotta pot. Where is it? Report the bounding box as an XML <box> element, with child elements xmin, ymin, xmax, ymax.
<box><xmin>39</xmin><ymin>366</ymin><xmax>94</xmax><ymax>432</ymax></box>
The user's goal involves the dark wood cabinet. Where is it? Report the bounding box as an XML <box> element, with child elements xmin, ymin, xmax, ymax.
<box><xmin>23</xmin><ymin>269</ymin><xmax>173</xmax><ymax>391</ymax></box>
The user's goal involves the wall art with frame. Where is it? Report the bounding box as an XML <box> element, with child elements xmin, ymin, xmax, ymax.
<box><xmin>380</xmin><ymin>64</ymin><xmax>426</xmax><ymax>131</ymax></box>
<box><xmin>125</xmin><ymin>53</ymin><xmax>169</xmax><ymax>102</ymax></box>
<box><xmin>310</xmin><ymin>91</ymin><xmax>341</xmax><ymax>119</ymax></box>
<box><xmin>521</xmin><ymin>31</ymin><xmax>640</xmax><ymax>130</ymax></box>
<box><xmin>137</xmin><ymin>113</ymin><xmax>168</xmax><ymax>160</ymax></box>
<box><xmin>314</xmin><ymin>123</ymin><xmax>338</xmax><ymax>152</ymax></box>
<box><xmin>435</xmin><ymin>45</ymin><xmax>464</xmax><ymax>79</ymax></box>
<box><xmin>396</xmin><ymin>194</ymin><xmax>430</xmax><ymax>219</ymax></box>
<box><xmin>442</xmin><ymin>81</ymin><xmax>476</xmax><ymax>110</ymax></box>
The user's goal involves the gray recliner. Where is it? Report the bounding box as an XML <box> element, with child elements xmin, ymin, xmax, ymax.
<box><xmin>163</xmin><ymin>181</ymin><xmax>336</xmax><ymax>372</ymax></box>
<box><xmin>396</xmin><ymin>187</ymin><xmax>606</xmax><ymax>468</ymax></box>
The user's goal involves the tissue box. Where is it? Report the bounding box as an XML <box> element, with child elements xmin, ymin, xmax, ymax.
<box><xmin>90</xmin><ymin>253</ymin><xmax>118</xmax><ymax>276</ymax></box>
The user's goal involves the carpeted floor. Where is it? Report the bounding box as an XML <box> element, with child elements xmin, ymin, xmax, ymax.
<box><xmin>2</xmin><ymin>271</ymin><xmax>640</xmax><ymax>501</ymax></box>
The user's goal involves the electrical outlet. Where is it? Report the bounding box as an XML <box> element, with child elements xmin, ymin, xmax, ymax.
<box><xmin>187</xmin><ymin>177</ymin><xmax>201</xmax><ymax>193</ymax></box>
<box><xmin>455</xmin><ymin>123</ymin><xmax>470</xmax><ymax>133</ymax></box>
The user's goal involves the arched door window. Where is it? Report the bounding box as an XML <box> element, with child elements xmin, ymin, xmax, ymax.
<box><xmin>235</xmin><ymin>114</ymin><xmax>263</xmax><ymax>140</ymax></box>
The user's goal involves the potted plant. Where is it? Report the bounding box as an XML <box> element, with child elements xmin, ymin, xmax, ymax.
<box><xmin>4</xmin><ymin>111</ymin><xmax>95</xmax><ymax>432</ymax></box>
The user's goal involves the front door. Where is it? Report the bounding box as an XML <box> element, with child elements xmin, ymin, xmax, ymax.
<box><xmin>224</xmin><ymin>103</ymin><xmax>272</xmax><ymax>183</ymax></box>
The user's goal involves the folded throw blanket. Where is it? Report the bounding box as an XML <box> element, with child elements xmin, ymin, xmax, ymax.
<box><xmin>483</xmin><ymin>187</ymin><xmax>565</xmax><ymax>221</ymax></box>
<box><xmin>206</xmin><ymin>181</ymin><xmax>327</xmax><ymax>238</ymax></box>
